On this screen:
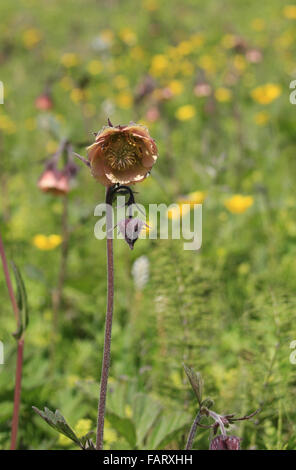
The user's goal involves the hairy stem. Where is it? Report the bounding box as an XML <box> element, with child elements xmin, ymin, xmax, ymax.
<box><xmin>51</xmin><ymin>195</ymin><xmax>69</xmax><ymax>361</ymax></box>
<box><xmin>0</xmin><ymin>229</ymin><xmax>23</xmax><ymax>450</ymax></box>
<box><xmin>96</xmin><ymin>188</ymin><xmax>114</xmax><ymax>450</ymax></box>
<box><xmin>10</xmin><ymin>339</ymin><xmax>24</xmax><ymax>450</ymax></box>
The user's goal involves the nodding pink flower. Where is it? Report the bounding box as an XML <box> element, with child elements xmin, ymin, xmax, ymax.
<box><xmin>210</xmin><ymin>435</ymin><xmax>241</xmax><ymax>450</ymax></box>
<box><xmin>245</xmin><ymin>48</ymin><xmax>262</xmax><ymax>64</ymax></box>
<box><xmin>117</xmin><ymin>217</ymin><xmax>147</xmax><ymax>250</ymax></box>
<box><xmin>194</xmin><ymin>82</ymin><xmax>212</xmax><ymax>97</ymax></box>
<box><xmin>38</xmin><ymin>165</ymin><xmax>70</xmax><ymax>195</ymax></box>
<box><xmin>35</xmin><ymin>93</ymin><xmax>53</xmax><ymax>111</ymax></box>
<box><xmin>87</xmin><ymin>123</ymin><xmax>158</xmax><ymax>186</ymax></box>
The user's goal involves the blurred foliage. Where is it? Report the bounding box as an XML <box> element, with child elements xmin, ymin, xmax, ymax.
<box><xmin>0</xmin><ymin>0</ymin><xmax>296</xmax><ymax>450</ymax></box>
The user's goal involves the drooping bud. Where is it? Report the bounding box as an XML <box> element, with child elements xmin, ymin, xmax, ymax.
<box><xmin>38</xmin><ymin>164</ymin><xmax>70</xmax><ymax>195</ymax></box>
<box><xmin>117</xmin><ymin>217</ymin><xmax>146</xmax><ymax>250</ymax></box>
<box><xmin>210</xmin><ymin>435</ymin><xmax>241</xmax><ymax>450</ymax></box>
<box><xmin>35</xmin><ymin>93</ymin><xmax>53</xmax><ymax>111</ymax></box>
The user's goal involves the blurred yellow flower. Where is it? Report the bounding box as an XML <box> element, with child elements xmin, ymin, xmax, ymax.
<box><xmin>215</xmin><ymin>87</ymin><xmax>232</xmax><ymax>102</ymax></box>
<box><xmin>87</xmin><ymin>60</ymin><xmax>102</xmax><ymax>75</ymax></box>
<box><xmin>168</xmin><ymin>80</ymin><xmax>184</xmax><ymax>96</ymax></box>
<box><xmin>33</xmin><ymin>234</ymin><xmax>62</xmax><ymax>251</ymax></box>
<box><xmin>251</xmin><ymin>84</ymin><xmax>282</xmax><ymax>105</ymax></box>
<box><xmin>238</xmin><ymin>262</ymin><xmax>250</xmax><ymax>275</ymax></box>
<box><xmin>224</xmin><ymin>195</ymin><xmax>254</xmax><ymax>214</ymax></box>
<box><xmin>59</xmin><ymin>76</ymin><xmax>73</xmax><ymax>91</ymax></box>
<box><xmin>150</xmin><ymin>54</ymin><xmax>169</xmax><ymax>76</ymax></box>
<box><xmin>251</xmin><ymin>18</ymin><xmax>265</xmax><ymax>31</ymax></box>
<box><xmin>175</xmin><ymin>104</ymin><xmax>196</xmax><ymax>121</ymax></box>
<box><xmin>130</xmin><ymin>46</ymin><xmax>145</xmax><ymax>60</ymax></box>
<box><xmin>254</xmin><ymin>111</ymin><xmax>270</xmax><ymax>125</ymax></box>
<box><xmin>142</xmin><ymin>0</ymin><xmax>158</xmax><ymax>11</ymax></box>
<box><xmin>116</xmin><ymin>91</ymin><xmax>133</xmax><ymax>109</ymax></box>
<box><xmin>167</xmin><ymin>204</ymin><xmax>191</xmax><ymax>219</ymax></box>
<box><xmin>221</xmin><ymin>34</ymin><xmax>236</xmax><ymax>49</ymax></box>
<box><xmin>233</xmin><ymin>54</ymin><xmax>247</xmax><ymax>72</ymax></box>
<box><xmin>119</xmin><ymin>27</ymin><xmax>137</xmax><ymax>45</ymax></box>
<box><xmin>176</xmin><ymin>40</ymin><xmax>193</xmax><ymax>56</ymax></box>
<box><xmin>0</xmin><ymin>114</ymin><xmax>16</xmax><ymax>134</ymax></box>
<box><xmin>75</xmin><ymin>419</ymin><xmax>92</xmax><ymax>437</ymax></box>
<box><xmin>60</xmin><ymin>53</ymin><xmax>79</xmax><ymax>68</ymax></box>
<box><xmin>113</xmin><ymin>75</ymin><xmax>129</xmax><ymax>89</ymax></box>
<box><xmin>283</xmin><ymin>5</ymin><xmax>296</xmax><ymax>19</ymax></box>
<box><xmin>70</xmin><ymin>88</ymin><xmax>85</xmax><ymax>103</ymax></box>
<box><xmin>22</xmin><ymin>28</ymin><xmax>41</xmax><ymax>48</ymax></box>
<box><xmin>199</xmin><ymin>54</ymin><xmax>216</xmax><ymax>74</ymax></box>
<box><xmin>178</xmin><ymin>191</ymin><xmax>206</xmax><ymax>206</ymax></box>
<box><xmin>190</xmin><ymin>33</ymin><xmax>204</xmax><ymax>48</ymax></box>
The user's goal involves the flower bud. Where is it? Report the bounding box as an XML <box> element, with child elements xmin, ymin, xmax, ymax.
<box><xmin>210</xmin><ymin>435</ymin><xmax>241</xmax><ymax>450</ymax></box>
<box><xmin>38</xmin><ymin>164</ymin><xmax>70</xmax><ymax>195</ymax></box>
<box><xmin>118</xmin><ymin>217</ymin><xmax>146</xmax><ymax>250</ymax></box>
<box><xmin>35</xmin><ymin>93</ymin><xmax>53</xmax><ymax>111</ymax></box>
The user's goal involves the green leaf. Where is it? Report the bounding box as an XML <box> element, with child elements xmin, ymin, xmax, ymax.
<box><xmin>106</xmin><ymin>411</ymin><xmax>137</xmax><ymax>448</ymax></box>
<box><xmin>11</xmin><ymin>262</ymin><xmax>29</xmax><ymax>338</ymax></box>
<box><xmin>184</xmin><ymin>364</ymin><xmax>203</xmax><ymax>405</ymax></box>
<box><xmin>145</xmin><ymin>411</ymin><xmax>191</xmax><ymax>450</ymax></box>
<box><xmin>132</xmin><ymin>393</ymin><xmax>162</xmax><ymax>447</ymax></box>
<box><xmin>32</xmin><ymin>406</ymin><xmax>81</xmax><ymax>448</ymax></box>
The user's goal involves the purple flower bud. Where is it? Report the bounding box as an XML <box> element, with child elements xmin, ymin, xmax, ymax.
<box><xmin>117</xmin><ymin>217</ymin><xmax>146</xmax><ymax>250</ymax></box>
<box><xmin>210</xmin><ymin>435</ymin><xmax>241</xmax><ymax>450</ymax></box>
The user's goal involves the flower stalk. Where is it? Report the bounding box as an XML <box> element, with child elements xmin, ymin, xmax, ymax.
<box><xmin>96</xmin><ymin>186</ymin><xmax>115</xmax><ymax>450</ymax></box>
<box><xmin>0</xmin><ymin>229</ymin><xmax>23</xmax><ymax>450</ymax></box>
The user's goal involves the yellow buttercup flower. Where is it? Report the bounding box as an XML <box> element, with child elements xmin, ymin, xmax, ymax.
<box><xmin>113</xmin><ymin>75</ymin><xmax>129</xmax><ymax>89</ymax></box>
<box><xmin>283</xmin><ymin>5</ymin><xmax>296</xmax><ymax>19</ymax></box>
<box><xmin>254</xmin><ymin>111</ymin><xmax>270</xmax><ymax>125</ymax></box>
<box><xmin>167</xmin><ymin>204</ymin><xmax>191</xmax><ymax>219</ymax></box>
<box><xmin>87</xmin><ymin>60</ymin><xmax>102</xmax><ymax>75</ymax></box>
<box><xmin>22</xmin><ymin>28</ymin><xmax>42</xmax><ymax>49</ymax></box>
<box><xmin>150</xmin><ymin>54</ymin><xmax>169</xmax><ymax>76</ymax></box>
<box><xmin>224</xmin><ymin>195</ymin><xmax>254</xmax><ymax>214</ymax></box>
<box><xmin>233</xmin><ymin>54</ymin><xmax>247</xmax><ymax>72</ymax></box>
<box><xmin>142</xmin><ymin>0</ymin><xmax>158</xmax><ymax>11</ymax></box>
<box><xmin>221</xmin><ymin>34</ymin><xmax>236</xmax><ymax>49</ymax></box>
<box><xmin>168</xmin><ymin>80</ymin><xmax>184</xmax><ymax>96</ymax></box>
<box><xmin>251</xmin><ymin>84</ymin><xmax>282</xmax><ymax>105</ymax></box>
<box><xmin>215</xmin><ymin>87</ymin><xmax>232</xmax><ymax>102</ymax></box>
<box><xmin>61</xmin><ymin>53</ymin><xmax>79</xmax><ymax>68</ymax></box>
<box><xmin>175</xmin><ymin>105</ymin><xmax>196</xmax><ymax>121</ymax></box>
<box><xmin>75</xmin><ymin>419</ymin><xmax>92</xmax><ymax>437</ymax></box>
<box><xmin>70</xmin><ymin>88</ymin><xmax>85</xmax><ymax>103</ymax></box>
<box><xmin>119</xmin><ymin>28</ymin><xmax>137</xmax><ymax>46</ymax></box>
<box><xmin>33</xmin><ymin>234</ymin><xmax>62</xmax><ymax>251</ymax></box>
<box><xmin>199</xmin><ymin>55</ymin><xmax>216</xmax><ymax>74</ymax></box>
<box><xmin>0</xmin><ymin>114</ymin><xmax>16</xmax><ymax>134</ymax></box>
<box><xmin>178</xmin><ymin>191</ymin><xmax>206</xmax><ymax>206</ymax></box>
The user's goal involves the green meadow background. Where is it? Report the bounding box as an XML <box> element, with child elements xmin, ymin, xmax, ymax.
<box><xmin>1</xmin><ymin>0</ymin><xmax>296</xmax><ymax>450</ymax></box>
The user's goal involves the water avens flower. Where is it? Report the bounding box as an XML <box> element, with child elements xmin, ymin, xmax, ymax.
<box><xmin>87</xmin><ymin>122</ymin><xmax>158</xmax><ymax>186</ymax></box>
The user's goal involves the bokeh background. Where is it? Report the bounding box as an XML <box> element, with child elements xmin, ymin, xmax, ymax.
<box><xmin>1</xmin><ymin>0</ymin><xmax>296</xmax><ymax>450</ymax></box>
